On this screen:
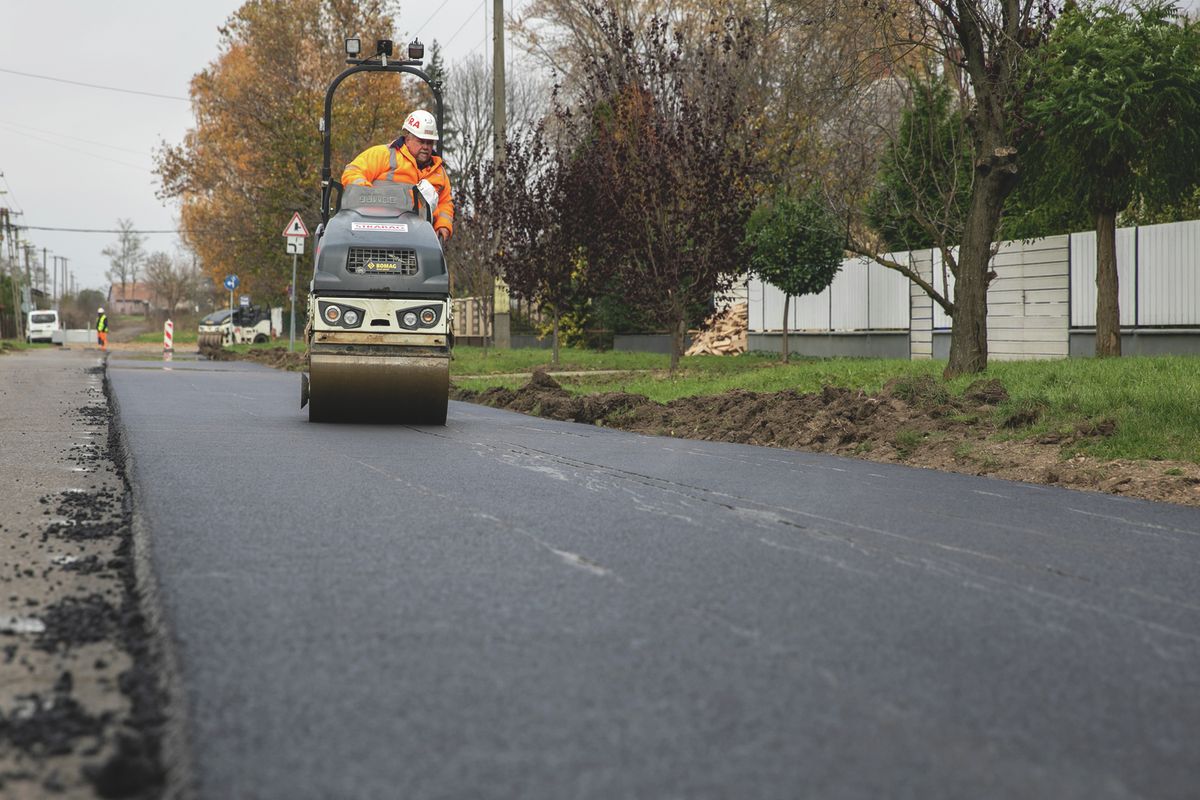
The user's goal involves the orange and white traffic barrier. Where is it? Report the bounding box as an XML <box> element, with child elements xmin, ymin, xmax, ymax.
<box><xmin>163</xmin><ymin>319</ymin><xmax>174</xmax><ymax>351</ymax></box>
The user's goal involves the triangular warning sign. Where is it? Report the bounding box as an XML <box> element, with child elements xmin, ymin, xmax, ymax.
<box><xmin>282</xmin><ymin>212</ymin><xmax>310</xmax><ymax>238</ymax></box>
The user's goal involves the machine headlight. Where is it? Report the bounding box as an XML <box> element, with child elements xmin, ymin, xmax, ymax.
<box><xmin>324</xmin><ymin>305</ymin><xmax>342</xmax><ymax>323</ymax></box>
<box><xmin>419</xmin><ymin>308</ymin><xmax>437</xmax><ymax>325</ymax></box>
<box><xmin>403</xmin><ymin>311</ymin><xmax>418</xmax><ymax>327</ymax></box>
<box><xmin>343</xmin><ymin>309</ymin><xmax>360</xmax><ymax>326</ymax></box>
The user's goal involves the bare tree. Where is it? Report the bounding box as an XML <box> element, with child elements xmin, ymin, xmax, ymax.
<box><xmin>511</xmin><ymin>0</ymin><xmax>662</xmax><ymax>82</ymax></box>
<box><xmin>144</xmin><ymin>250</ymin><xmax>200</xmax><ymax>320</ymax></box>
<box><xmin>445</xmin><ymin>52</ymin><xmax>550</xmax><ymax>186</ymax></box>
<box><xmin>446</xmin><ymin>157</ymin><xmax>502</xmax><ymax>354</ymax></box>
<box><xmin>102</xmin><ymin>218</ymin><xmax>146</xmax><ymax>310</ymax></box>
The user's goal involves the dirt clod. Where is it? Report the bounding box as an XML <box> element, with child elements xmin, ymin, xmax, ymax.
<box><xmin>964</xmin><ymin>378</ymin><xmax>1009</xmax><ymax>405</ymax></box>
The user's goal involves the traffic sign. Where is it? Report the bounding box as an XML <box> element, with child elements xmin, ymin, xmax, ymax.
<box><xmin>240</xmin><ymin>295</ymin><xmax>251</xmax><ymax>308</ymax></box>
<box><xmin>224</xmin><ymin>274</ymin><xmax>240</xmax><ymax>291</ymax></box>
<box><xmin>286</xmin><ymin>238</ymin><xmax>305</xmax><ymax>255</ymax></box>
<box><xmin>282</xmin><ymin>212</ymin><xmax>309</xmax><ymax>238</ymax></box>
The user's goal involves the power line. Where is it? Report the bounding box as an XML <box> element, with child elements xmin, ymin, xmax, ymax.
<box><xmin>0</xmin><ymin>119</ymin><xmax>150</xmax><ymax>156</ymax></box>
<box><xmin>0</xmin><ymin>127</ymin><xmax>153</xmax><ymax>172</ymax></box>
<box><xmin>19</xmin><ymin>225</ymin><xmax>182</xmax><ymax>234</ymax></box>
<box><xmin>0</xmin><ymin>172</ymin><xmax>24</xmax><ymax>214</ymax></box>
<box><xmin>0</xmin><ymin>66</ymin><xmax>189</xmax><ymax>102</ymax></box>
<box><xmin>443</xmin><ymin>1</ymin><xmax>487</xmax><ymax>49</ymax></box>
<box><xmin>411</xmin><ymin>0</ymin><xmax>454</xmax><ymax>37</ymax></box>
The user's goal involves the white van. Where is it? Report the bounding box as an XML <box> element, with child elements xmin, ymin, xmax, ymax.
<box><xmin>26</xmin><ymin>310</ymin><xmax>60</xmax><ymax>343</ymax></box>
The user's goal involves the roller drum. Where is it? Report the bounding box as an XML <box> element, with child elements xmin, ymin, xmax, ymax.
<box><xmin>307</xmin><ymin>352</ymin><xmax>449</xmax><ymax>424</ymax></box>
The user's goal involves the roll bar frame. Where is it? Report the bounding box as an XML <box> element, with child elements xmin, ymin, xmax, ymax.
<box><xmin>320</xmin><ymin>60</ymin><xmax>444</xmax><ymax>225</ymax></box>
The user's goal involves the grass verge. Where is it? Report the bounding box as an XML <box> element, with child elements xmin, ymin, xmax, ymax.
<box><xmin>135</xmin><ymin>328</ymin><xmax>199</xmax><ymax>344</ymax></box>
<box><xmin>0</xmin><ymin>339</ymin><xmax>53</xmax><ymax>353</ymax></box>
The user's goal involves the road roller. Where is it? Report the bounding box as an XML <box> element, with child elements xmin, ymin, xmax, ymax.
<box><xmin>301</xmin><ymin>37</ymin><xmax>451</xmax><ymax>424</ymax></box>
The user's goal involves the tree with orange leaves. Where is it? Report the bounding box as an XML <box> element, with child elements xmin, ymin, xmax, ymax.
<box><xmin>156</xmin><ymin>0</ymin><xmax>417</xmax><ymax>308</ymax></box>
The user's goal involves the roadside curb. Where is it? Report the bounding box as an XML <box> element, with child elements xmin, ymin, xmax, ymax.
<box><xmin>105</xmin><ymin>363</ymin><xmax>197</xmax><ymax>800</ymax></box>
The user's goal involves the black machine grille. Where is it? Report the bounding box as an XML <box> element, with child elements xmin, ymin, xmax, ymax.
<box><xmin>346</xmin><ymin>248</ymin><xmax>418</xmax><ymax>276</ymax></box>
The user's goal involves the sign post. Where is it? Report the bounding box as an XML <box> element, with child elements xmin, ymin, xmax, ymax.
<box><xmin>223</xmin><ymin>274</ymin><xmax>240</xmax><ymax>345</ymax></box>
<box><xmin>282</xmin><ymin>212</ymin><xmax>310</xmax><ymax>352</ymax></box>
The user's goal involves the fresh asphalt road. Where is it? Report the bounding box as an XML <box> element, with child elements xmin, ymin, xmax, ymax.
<box><xmin>108</xmin><ymin>354</ymin><xmax>1200</xmax><ymax>799</ymax></box>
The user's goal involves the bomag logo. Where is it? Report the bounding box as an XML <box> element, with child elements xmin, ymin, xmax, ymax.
<box><xmin>359</xmin><ymin>193</ymin><xmax>398</xmax><ymax>204</ymax></box>
<box><xmin>365</xmin><ymin>261</ymin><xmax>398</xmax><ymax>271</ymax></box>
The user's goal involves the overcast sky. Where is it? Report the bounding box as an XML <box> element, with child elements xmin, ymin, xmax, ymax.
<box><xmin>0</xmin><ymin>0</ymin><xmax>523</xmax><ymax>292</ymax></box>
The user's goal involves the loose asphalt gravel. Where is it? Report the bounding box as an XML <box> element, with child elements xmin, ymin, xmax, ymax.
<box><xmin>107</xmin><ymin>353</ymin><xmax>1200</xmax><ymax>799</ymax></box>
<box><xmin>1</xmin><ymin>348</ymin><xmax>165</xmax><ymax>799</ymax></box>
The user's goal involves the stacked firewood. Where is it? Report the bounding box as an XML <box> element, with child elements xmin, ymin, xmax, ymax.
<box><xmin>685</xmin><ymin>302</ymin><xmax>748</xmax><ymax>356</ymax></box>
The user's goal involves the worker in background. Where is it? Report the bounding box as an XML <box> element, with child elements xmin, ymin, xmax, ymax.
<box><xmin>96</xmin><ymin>307</ymin><xmax>108</xmax><ymax>351</ymax></box>
<box><xmin>341</xmin><ymin>109</ymin><xmax>454</xmax><ymax>243</ymax></box>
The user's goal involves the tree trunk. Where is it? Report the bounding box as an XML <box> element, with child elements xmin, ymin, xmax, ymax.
<box><xmin>551</xmin><ymin>304</ymin><xmax>560</xmax><ymax>366</ymax></box>
<box><xmin>481</xmin><ymin>292</ymin><xmax>492</xmax><ymax>359</ymax></box>
<box><xmin>669</xmin><ymin>311</ymin><xmax>684</xmax><ymax>374</ymax></box>
<box><xmin>944</xmin><ymin>164</ymin><xmax>1010</xmax><ymax>378</ymax></box>
<box><xmin>1094</xmin><ymin>207</ymin><xmax>1122</xmax><ymax>357</ymax></box>
<box><xmin>781</xmin><ymin>294</ymin><xmax>790</xmax><ymax>364</ymax></box>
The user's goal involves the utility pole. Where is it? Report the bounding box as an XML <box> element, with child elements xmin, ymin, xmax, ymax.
<box><xmin>23</xmin><ymin>244</ymin><xmax>34</xmax><ymax>309</ymax></box>
<box><xmin>492</xmin><ymin>0</ymin><xmax>505</xmax><ymax>172</ymax></box>
<box><xmin>1</xmin><ymin>207</ymin><xmax>15</xmax><ymax>339</ymax></box>
<box><xmin>491</xmin><ymin>0</ymin><xmax>506</xmax><ymax>351</ymax></box>
<box><xmin>13</xmin><ymin>232</ymin><xmax>28</xmax><ymax>340</ymax></box>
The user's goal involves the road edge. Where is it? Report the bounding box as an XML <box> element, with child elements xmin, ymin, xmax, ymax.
<box><xmin>104</xmin><ymin>362</ymin><xmax>198</xmax><ymax>800</ymax></box>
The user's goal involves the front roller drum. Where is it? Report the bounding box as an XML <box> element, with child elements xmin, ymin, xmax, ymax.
<box><xmin>197</xmin><ymin>332</ymin><xmax>221</xmax><ymax>354</ymax></box>
<box><xmin>306</xmin><ymin>352</ymin><xmax>449</xmax><ymax>425</ymax></box>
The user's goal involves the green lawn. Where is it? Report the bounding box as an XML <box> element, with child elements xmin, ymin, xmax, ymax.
<box><xmin>225</xmin><ymin>339</ymin><xmax>301</xmax><ymax>354</ymax></box>
<box><xmin>451</xmin><ymin>348</ymin><xmax>1200</xmax><ymax>463</ymax></box>
<box><xmin>450</xmin><ymin>347</ymin><xmax>691</xmax><ymax>376</ymax></box>
<box><xmin>135</xmin><ymin>327</ymin><xmax>199</xmax><ymax>344</ymax></box>
<box><xmin>0</xmin><ymin>339</ymin><xmax>53</xmax><ymax>352</ymax></box>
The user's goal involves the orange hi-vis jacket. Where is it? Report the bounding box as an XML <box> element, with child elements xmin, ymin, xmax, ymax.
<box><xmin>341</xmin><ymin>141</ymin><xmax>454</xmax><ymax>239</ymax></box>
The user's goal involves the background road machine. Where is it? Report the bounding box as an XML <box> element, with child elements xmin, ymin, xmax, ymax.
<box><xmin>302</xmin><ymin>38</ymin><xmax>451</xmax><ymax>424</ymax></box>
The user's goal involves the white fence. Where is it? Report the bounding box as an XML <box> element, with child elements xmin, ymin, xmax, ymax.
<box><xmin>747</xmin><ymin>254</ymin><xmax>911</xmax><ymax>333</ymax></box>
<box><xmin>749</xmin><ymin>219</ymin><xmax>1200</xmax><ymax>355</ymax></box>
<box><xmin>1070</xmin><ymin>219</ymin><xmax>1200</xmax><ymax>327</ymax></box>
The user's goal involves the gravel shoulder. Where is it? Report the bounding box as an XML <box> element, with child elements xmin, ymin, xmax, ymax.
<box><xmin>0</xmin><ymin>348</ymin><xmax>169</xmax><ymax>798</ymax></box>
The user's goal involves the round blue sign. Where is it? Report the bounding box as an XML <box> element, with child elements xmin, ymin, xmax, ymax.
<box><xmin>224</xmin><ymin>274</ymin><xmax>240</xmax><ymax>291</ymax></box>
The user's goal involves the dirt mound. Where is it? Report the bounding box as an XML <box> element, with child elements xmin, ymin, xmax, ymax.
<box><xmin>455</xmin><ymin>369</ymin><xmax>651</xmax><ymax>425</ymax></box>
<box><xmin>207</xmin><ymin>347</ymin><xmax>307</xmax><ymax>371</ymax></box>
<box><xmin>455</xmin><ymin>373</ymin><xmax>1200</xmax><ymax>507</ymax></box>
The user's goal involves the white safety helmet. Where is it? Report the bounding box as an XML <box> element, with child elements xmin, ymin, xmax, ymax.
<box><xmin>97</xmin><ymin>307</ymin><xmax>105</xmax><ymax>313</ymax></box>
<box><xmin>402</xmin><ymin>110</ymin><xmax>439</xmax><ymax>142</ymax></box>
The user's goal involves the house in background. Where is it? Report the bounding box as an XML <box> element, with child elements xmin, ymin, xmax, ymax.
<box><xmin>107</xmin><ymin>282</ymin><xmax>159</xmax><ymax>316</ymax></box>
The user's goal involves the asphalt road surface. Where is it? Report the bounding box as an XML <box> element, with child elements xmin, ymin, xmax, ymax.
<box><xmin>107</xmin><ymin>353</ymin><xmax>1200</xmax><ymax>799</ymax></box>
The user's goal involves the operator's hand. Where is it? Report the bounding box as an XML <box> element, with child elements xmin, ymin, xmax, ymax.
<box><xmin>436</xmin><ymin>228</ymin><xmax>449</xmax><ymax>244</ymax></box>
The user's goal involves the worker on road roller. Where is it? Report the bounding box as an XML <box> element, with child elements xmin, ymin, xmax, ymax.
<box><xmin>303</xmin><ymin>77</ymin><xmax>454</xmax><ymax>424</ymax></box>
<box><xmin>341</xmin><ymin>110</ymin><xmax>454</xmax><ymax>244</ymax></box>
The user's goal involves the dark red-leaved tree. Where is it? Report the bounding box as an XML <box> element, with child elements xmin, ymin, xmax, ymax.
<box><xmin>493</xmin><ymin>128</ymin><xmax>586</xmax><ymax>364</ymax></box>
<box><xmin>558</xmin><ymin>7</ymin><xmax>763</xmax><ymax>371</ymax></box>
